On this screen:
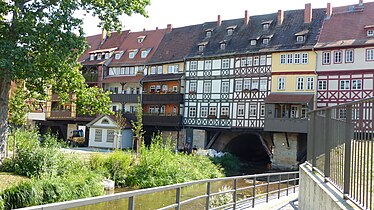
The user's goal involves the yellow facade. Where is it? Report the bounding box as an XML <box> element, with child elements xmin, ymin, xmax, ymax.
<box><xmin>147</xmin><ymin>61</ymin><xmax>185</xmax><ymax>75</ymax></box>
<box><xmin>272</xmin><ymin>51</ymin><xmax>317</xmax><ymax>72</ymax></box>
<box><xmin>271</xmin><ymin>74</ymin><xmax>317</xmax><ymax>93</ymax></box>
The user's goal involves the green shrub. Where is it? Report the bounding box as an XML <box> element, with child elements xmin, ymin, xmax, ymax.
<box><xmin>0</xmin><ymin>196</ymin><xmax>4</xmax><ymax>210</ymax></box>
<box><xmin>209</xmin><ymin>185</ymin><xmax>233</xmax><ymax>208</ymax></box>
<box><xmin>211</xmin><ymin>153</ymin><xmax>239</xmax><ymax>176</ymax></box>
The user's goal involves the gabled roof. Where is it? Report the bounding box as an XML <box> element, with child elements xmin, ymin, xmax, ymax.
<box><xmin>148</xmin><ymin>24</ymin><xmax>204</xmax><ymax>64</ymax></box>
<box><xmin>265</xmin><ymin>93</ymin><xmax>314</xmax><ymax>104</ymax></box>
<box><xmin>142</xmin><ymin>73</ymin><xmax>184</xmax><ymax>83</ymax></box>
<box><xmin>109</xmin><ymin>29</ymin><xmax>167</xmax><ymax>67</ymax></box>
<box><xmin>78</xmin><ymin>34</ymin><xmax>103</xmax><ymax>62</ymax></box>
<box><xmin>101</xmin><ymin>75</ymin><xmax>144</xmax><ymax>84</ymax></box>
<box><xmin>187</xmin><ymin>8</ymin><xmax>325</xmax><ymax>58</ymax></box>
<box><xmin>87</xmin><ymin>114</ymin><xmax>132</xmax><ymax>129</ymax></box>
<box><xmin>316</xmin><ymin>2</ymin><xmax>374</xmax><ymax>48</ymax></box>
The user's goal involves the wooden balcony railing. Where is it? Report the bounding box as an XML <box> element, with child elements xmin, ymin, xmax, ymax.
<box><xmin>142</xmin><ymin>93</ymin><xmax>183</xmax><ymax>104</ymax></box>
<box><xmin>109</xmin><ymin>94</ymin><xmax>140</xmax><ymax>103</ymax></box>
<box><xmin>142</xmin><ymin>114</ymin><xmax>182</xmax><ymax>126</ymax></box>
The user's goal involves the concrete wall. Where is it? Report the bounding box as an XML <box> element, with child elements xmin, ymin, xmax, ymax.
<box><xmin>272</xmin><ymin>133</ymin><xmax>298</xmax><ymax>169</ymax></box>
<box><xmin>299</xmin><ymin>164</ymin><xmax>360</xmax><ymax>210</ymax></box>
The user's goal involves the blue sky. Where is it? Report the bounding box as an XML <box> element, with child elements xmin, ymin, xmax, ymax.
<box><xmin>79</xmin><ymin>0</ymin><xmax>361</xmax><ymax>36</ymax></box>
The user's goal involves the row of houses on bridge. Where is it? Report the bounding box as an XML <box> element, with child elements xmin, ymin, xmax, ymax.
<box><xmin>29</xmin><ymin>0</ymin><xmax>374</xmax><ymax>168</ymax></box>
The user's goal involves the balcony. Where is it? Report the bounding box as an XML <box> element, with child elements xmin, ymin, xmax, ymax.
<box><xmin>48</xmin><ymin>111</ymin><xmax>73</xmax><ymax>119</ymax></box>
<box><xmin>264</xmin><ymin>118</ymin><xmax>308</xmax><ymax>133</ymax></box>
<box><xmin>109</xmin><ymin>94</ymin><xmax>140</xmax><ymax>103</ymax></box>
<box><xmin>143</xmin><ymin>114</ymin><xmax>182</xmax><ymax>126</ymax></box>
<box><xmin>142</xmin><ymin>93</ymin><xmax>183</xmax><ymax>104</ymax></box>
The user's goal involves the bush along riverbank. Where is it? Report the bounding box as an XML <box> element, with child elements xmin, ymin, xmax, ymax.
<box><xmin>0</xmin><ymin>130</ymin><xmax>225</xmax><ymax>210</ymax></box>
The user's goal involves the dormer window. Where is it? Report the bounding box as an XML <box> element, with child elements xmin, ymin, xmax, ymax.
<box><xmin>263</xmin><ymin>24</ymin><xmax>269</xmax><ymax>30</ymax></box>
<box><xmin>220</xmin><ymin>42</ymin><xmax>226</xmax><ymax>50</ymax></box>
<box><xmin>198</xmin><ymin>42</ymin><xmax>208</xmax><ymax>52</ymax></box>
<box><xmin>97</xmin><ymin>53</ymin><xmax>102</xmax><ymax>60</ymax></box>
<box><xmin>368</xmin><ymin>29</ymin><xmax>374</xmax><ymax>37</ymax></box>
<box><xmin>227</xmin><ymin>29</ymin><xmax>234</xmax><ymax>36</ymax></box>
<box><xmin>296</xmin><ymin>35</ymin><xmax>305</xmax><ymax>43</ymax></box>
<box><xmin>105</xmin><ymin>53</ymin><xmax>110</xmax><ymax>59</ymax></box>
<box><xmin>137</xmin><ymin>35</ymin><xmax>146</xmax><ymax>43</ymax></box>
<box><xmin>115</xmin><ymin>51</ymin><xmax>123</xmax><ymax>60</ymax></box>
<box><xmin>90</xmin><ymin>54</ymin><xmax>95</xmax><ymax>61</ymax></box>
<box><xmin>206</xmin><ymin>31</ymin><xmax>212</xmax><ymax>38</ymax></box>
<box><xmin>262</xmin><ymin>38</ymin><xmax>269</xmax><ymax>45</ymax></box>
<box><xmin>129</xmin><ymin>50</ymin><xmax>138</xmax><ymax>59</ymax></box>
<box><xmin>250</xmin><ymin>40</ymin><xmax>257</xmax><ymax>46</ymax></box>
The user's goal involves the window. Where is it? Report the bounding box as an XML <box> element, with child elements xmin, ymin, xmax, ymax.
<box><xmin>97</xmin><ymin>53</ymin><xmax>102</xmax><ymax>60</ymax></box>
<box><xmin>251</xmin><ymin>80</ymin><xmax>259</xmax><ymax>90</ymax></box>
<box><xmin>221</xmin><ymin>107</ymin><xmax>229</xmax><ymax>117</ymax></box>
<box><xmin>302</xmin><ymin>53</ymin><xmax>308</xmax><ymax>64</ymax></box>
<box><xmin>339</xmin><ymin>109</ymin><xmax>347</xmax><ymax>119</ymax></box>
<box><xmin>157</xmin><ymin>66</ymin><xmax>163</xmax><ymax>74</ymax></box>
<box><xmin>296</xmin><ymin>35</ymin><xmax>304</xmax><ymax>42</ymax></box>
<box><xmin>294</xmin><ymin>53</ymin><xmax>301</xmax><ymax>64</ymax></box>
<box><xmin>189</xmin><ymin>81</ymin><xmax>197</xmax><ymax>92</ymax></box>
<box><xmin>94</xmin><ymin>129</ymin><xmax>102</xmax><ymax>142</ymax></box>
<box><xmin>220</xmin><ymin>43</ymin><xmax>226</xmax><ymax>50</ymax></box>
<box><xmin>205</xmin><ymin>60</ymin><xmax>212</xmax><ymax>70</ymax></box>
<box><xmin>129</xmin><ymin>67</ymin><xmax>135</xmax><ymax>75</ymax></box>
<box><xmin>323</xmin><ymin>51</ymin><xmax>331</xmax><ymax>64</ymax></box>
<box><xmin>104</xmin><ymin>53</ymin><xmax>109</xmax><ymax>59</ymax></box>
<box><xmin>168</xmin><ymin>65</ymin><xmax>178</xmax><ymax>73</ymax></box>
<box><xmin>129</xmin><ymin>51</ymin><xmax>136</xmax><ymax>59</ymax></box>
<box><xmin>222</xmin><ymin>59</ymin><xmax>230</xmax><ymax>69</ymax></box>
<box><xmin>235</xmin><ymin>80</ymin><xmax>242</xmax><ymax>91</ymax></box>
<box><xmin>173</xmin><ymin>86</ymin><xmax>178</xmax><ymax>92</ymax></box>
<box><xmin>334</xmin><ymin>50</ymin><xmax>342</xmax><ymax>63</ymax></box>
<box><xmin>173</xmin><ymin>106</ymin><xmax>177</xmax><ymax>114</ymax></box>
<box><xmin>209</xmin><ymin>107</ymin><xmax>217</xmax><ymax>117</ymax></box>
<box><xmin>260</xmin><ymin>80</ymin><xmax>267</xmax><ymax>91</ymax></box>
<box><xmin>301</xmin><ymin>108</ymin><xmax>308</xmax><ymax>119</ymax></box>
<box><xmin>247</xmin><ymin>57</ymin><xmax>253</xmax><ymax>66</ymax></box>
<box><xmin>241</xmin><ymin>58</ymin><xmax>247</xmax><ymax>67</ymax></box>
<box><xmin>262</xmin><ymin>38</ymin><xmax>269</xmax><ymax>45</ymax></box>
<box><xmin>190</xmin><ymin>61</ymin><xmax>197</xmax><ymax>70</ymax></box>
<box><xmin>345</xmin><ymin>50</ymin><xmax>354</xmax><ymax>63</ymax></box>
<box><xmin>287</xmin><ymin>54</ymin><xmax>293</xmax><ymax>64</ymax></box>
<box><xmin>115</xmin><ymin>53</ymin><xmax>122</xmax><ymax>60</ymax></box>
<box><xmin>206</xmin><ymin>31</ymin><xmax>212</xmax><ymax>38</ymax></box>
<box><xmin>150</xmin><ymin>85</ymin><xmax>155</xmax><ymax>93</ymax></box>
<box><xmin>340</xmin><ymin>80</ymin><xmax>350</xmax><ymax>90</ymax></box>
<box><xmin>198</xmin><ymin>45</ymin><xmax>205</xmax><ymax>51</ymax></box>
<box><xmin>290</xmin><ymin>106</ymin><xmax>299</xmax><ymax>118</ymax></box>
<box><xmin>112</xmin><ymin>105</ymin><xmax>117</xmax><ymax>112</ymax></box>
<box><xmin>260</xmin><ymin>55</ymin><xmax>266</xmax><ymax>65</ymax></box>
<box><xmin>137</xmin><ymin>36</ymin><xmax>145</xmax><ymax>43</ymax></box>
<box><xmin>90</xmin><ymin>54</ymin><xmax>95</xmax><ymax>61</ymax></box>
<box><xmin>162</xmin><ymin>85</ymin><xmax>168</xmax><ymax>92</ymax></box>
<box><xmin>243</xmin><ymin>80</ymin><xmax>250</xmax><ymax>90</ymax></box>
<box><xmin>106</xmin><ymin>130</ymin><xmax>115</xmax><ymax>143</ymax></box>
<box><xmin>263</xmin><ymin>23</ymin><xmax>269</xmax><ymax>30</ymax></box>
<box><xmin>203</xmin><ymin>81</ymin><xmax>211</xmax><ymax>93</ymax></box>
<box><xmin>141</xmin><ymin>50</ymin><xmax>148</xmax><ymax>58</ymax></box>
<box><xmin>296</xmin><ymin>77</ymin><xmax>304</xmax><ymax>90</ymax></box>
<box><xmin>156</xmin><ymin>85</ymin><xmax>161</xmax><ymax>92</ymax></box>
<box><xmin>366</xmin><ymin>49</ymin><xmax>374</xmax><ymax>61</ymax></box>
<box><xmin>253</xmin><ymin>56</ymin><xmax>259</xmax><ymax>66</ymax></box>
<box><xmin>278</xmin><ymin>77</ymin><xmax>285</xmax><ymax>90</ymax></box>
<box><xmin>201</xmin><ymin>107</ymin><xmax>208</xmax><ymax>117</ymax></box>
<box><xmin>238</xmin><ymin>105</ymin><xmax>245</xmax><ymax>116</ymax></box>
<box><xmin>250</xmin><ymin>40</ymin><xmax>257</xmax><ymax>46</ymax></box>
<box><xmin>368</xmin><ymin>30</ymin><xmax>374</xmax><ymax>37</ymax></box>
<box><xmin>306</xmin><ymin>77</ymin><xmax>314</xmax><ymax>90</ymax></box>
<box><xmin>280</xmin><ymin>54</ymin><xmax>286</xmax><ymax>64</ymax></box>
<box><xmin>352</xmin><ymin>80</ymin><xmax>362</xmax><ymax>90</ymax></box>
<box><xmin>260</xmin><ymin>105</ymin><xmax>265</xmax><ymax>116</ymax></box>
<box><xmin>222</xmin><ymin>81</ymin><xmax>229</xmax><ymax>93</ymax></box>
<box><xmin>227</xmin><ymin>29</ymin><xmax>234</xmax><ymax>36</ymax></box>
<box><xmin>249</xmin><ymin>104</ymin><xmax>257</xmax><ymax>116</ymax></box>
<box><xmin>189</xmin><ymin>107</ymin><xmax>196</xmax><ymax>117</ymax></box>
<box><xmin>150</xmin><ymin>66</ymin><xmax>156</xmax><ymax>74</ymax></box>
<box><xmin>318</xmin><ymin>80</ymin><xmax>327</xmax><ymax>90</ymax></box>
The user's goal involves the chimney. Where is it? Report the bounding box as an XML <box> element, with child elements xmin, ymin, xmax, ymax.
<box><xmin>166</xmin><ymin>24</ymin><xmax>173</xmax><ymax>32</ymax></box>
<box><xmin>217</xmin><ymin>15</ymin><xmax>221</xmax><ymax>27</ymax></box>
<box><xmin>102</xmin><ymin>29</ymin><xmax>107</xmax><ymax>40</ymax></box>
<box><xmin>143</xmin><ymin>28</ymin><xmax>146</xmax><ymax>31</ymax></box>
<box><xmin>326</xmin><ymin>3</ymin><xmax>332</xmax><ymax>19</ymax></box>
<box><xmin>277</xmin><ymin>10</ymin><xmax>284</xmax><ymax>25</ymax></box>
<box><xmin>244</xmin><ymin>10</ymin><xmax>249</xmax><ymax>25</ymax></box>
<box><xmin>359</xmin><ymin>0</ymin><xmax>364</xmax><ymax>5</ymax></box>
<box><xmin>156</xmin><ymin>27</ymin><xmax>159</xmax><ymax>30</ymax></box>
<box><xmin>304</xmin><ymin>3</ymin><xmax>312</xmax><ymax>23</ymax></box>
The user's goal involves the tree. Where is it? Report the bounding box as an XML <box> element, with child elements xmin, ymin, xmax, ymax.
<box><xmin>0</xmin><ymin>0</ymin><xmax>151</xmax><ymax>157</ymax></box>
<box><xmin>131</xmin><ymin>98</ymin><xmax>144</xmax><ymax>157</ymax></box>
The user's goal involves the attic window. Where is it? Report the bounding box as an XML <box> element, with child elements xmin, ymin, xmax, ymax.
<box><xmin>262</xmin><ymin>38</ymin><xmax>269</xmax><ymax>45</ymax></box>
<box><xmin>129</xmin><ymin>50</ymin><xmax>138</xmax><ymax>59</ymax></box>
<box><xmin>137</xmin><ymin>35</ymin><xmax>146</xmax><ymax>43</ymax></box>
<box><xmin>263</xmin><ymin>24</ymin><xmax>269</xmax><ymax>30</ymax></box>
<box><xmin>226</xmin><ymin>25</ymin><xmax>236</xmax><ymax>36</ymax></box>
<box><xmin>115</xmin><ymin>52</ymin><xmax>123</xmax><ymax>60</ymax></box>
<box><xmin>250</xmin><ymin>40</ymin><xmax>257</xmax><ymax>46</ymax></box>
<box><xmin>90</xmin><ymin>54</ymin><xmax>95</xmax><ymax>61</ymax></box>
<box><xmin>368</xmin><ymin>30</ymin><xmax>374</xmax><ymax>37</ymax></box>
<box><xmin>296</xmin><ymin>35</ymin><xmax>305</xmax><ymax>43</ymax></box>
<box><xmin>206</xmin><ymin>31</ymin><xmax>212</xmax><ymax>38</ymax></box>
<box><xmin>101</xmin><ymin>119</ymin><xmax>109</xmax><ymax>124</ymax></box>
<box><xmin>199</xmin><ymin>45</ymin><xmax>205</xmax><ymax>51</ymax></box>
<box><xmin>105</xmin><ymin>53</ymin><xmax>110</xmax><ymax>59</ymax></box>
<box><xmin>97</xmin><ymin>53</ymin><xmax>102</xmax><ymax>60</ymax></box>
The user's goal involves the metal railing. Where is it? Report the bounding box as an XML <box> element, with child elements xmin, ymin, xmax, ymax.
<box><xmin>307</xmin><ymin>97</ymin><xmax>374</xmax><ymax>210</ymax></box>
<box><xmin>20</xmin><ymin>171</ymin><xmax>299</xmax><ymax>210</ymax></box>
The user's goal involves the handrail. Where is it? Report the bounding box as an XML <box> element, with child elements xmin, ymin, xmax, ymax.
<box><xmin>19</xmin><ymin>171</ymin><xmax>299</xmax><ymax>210</ymax></box>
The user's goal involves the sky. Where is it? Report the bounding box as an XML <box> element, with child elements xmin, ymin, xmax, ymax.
<box><xmin>80</xmin><ymin>0</ymin><xmax>360</xmax><ymax>36</ymax></box>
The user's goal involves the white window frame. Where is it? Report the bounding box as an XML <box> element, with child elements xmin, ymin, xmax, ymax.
<box><xmin>97</xmin><ymin>53</ymin><xmax>102</xmax><ymax>60</ymax></box>
<box><xmin>253</xmin><ymin>56</ymin><xmax>259</xmax><ymax>66</ymax></box>
<box><xmin>366</xmin><ymin>49</ymin><xmax>374</xmax><ymax>61</ymax></box>
<box><xmin>301</xmin><ymin>53</ymin><xmax>308</xmax><ymax>64</ymax></box>
<box><xmin>105</xmin><ymin>53</ymin><xmax>110</xmax><ymax>59</ymax></box>
<box><xmin>367</xmin><ymin>29</ymin><xmax>374</xmax><ymax>37</ymax></box>
<box><xmin>340</xmin><ymin>80</ymin><xmax>350</xmax><ymax>90</ymax></box>
<box><xmin>222</xmin><ymin>59</ymin><xmax>230</xmax><ymax>69</ymax></box>
<box><xmin>262</xmin><ymin>24</ymin><xmax>269</xmax><ymax>30</ymax></box>
<box><xmin>294</xmin><ymin>53</ymin><xmax>301</xmax><ymax>64</ymax></box>
<box><xmin>129</xmin><ymin>51</ymin><xmax>136</xmax><ymax>59</ymax></box>
<box><xmin>220</xmin><ymin>43</ymin><xmax>226</xmax><ymax>50</ymax></box>
<box><xmin>198</xmin><ymin>45</ymin><xmax>204</xmax><ymax>51</ymax></box>
<box><xmin>247</xmin><ymin>57</ymin><xmax>253</xmax><ymax>66</ymax></box>
<box><xmin>204</xmin><ymin>60</ymin><xmax>212</xmax><ymax>70</ymax></box>
<box><xmin>141</xmin><ymin>50</ymin><xmax>148</xmax><ymax>58</ymax></box>
<box><xmin>249</xmin><ymin>104</ymin><xmax>257</xmax><ymax>117</ymax></box>
<box><xmin>221</xmin><ymin>107</ymin><xmax>229</xmax><ymax>117</ymax></box>
<box><xmin>306</xmin><ymin>77</ymin><xmax>314</xmax><ymax>90</ymax></box>
<box><xmin>260</xmin><ymin>55</ymin><xmax>266</xmax><ymax>65</ymax></box>
<box><xmin>352</xmin><ymin>79</ymin><xmax>362</xmax><ymax>90</ymax></box>
<box><xmin>227</xmin><ymin>28</ymin><xmax>234</xmax><ymax>36</ymax></box>
<box><xmin>280</xmin><ymin>54</ymin><xmax>286</xmax><ymax>64</ymax></box>
<box><xmin>209</xmin><ymin>107</ymin><xmax>217</xmax><ymax>117</ymax></box>
<box><xmin>262</xmin><ymin>38</ymin><xmax>269</xmax><ymax>45</ymax></box>
<box><xmin>250</xmin><ymin>40</ymin><xmax>257</xmax><ymax>46</ymax></box>
<box><xmin>206</xmin><ymin>31</ymin><xmax>212</xmax><ymax>38</ymax></box>
<box><xmin>287</xmin><ymin>54</ymin><xmax>293</xmax><ymax>64</ymax></box>
<box><xmin>115</xmin><ymin>53</ymin><xmax>122</xmax><ymax>60</ymax></box>
<box><xmin>237</xmin><ymin>105</ymin><xmax>245</xmax><ymax>117</ymax></box>
<box><xmin>290</xmin><ymin>106</ymin><xmax>299</xmax><ymax>118</ymax></box>
<box><xmin>173</xmin><ymin>86</ymin><xmax>178</xmax><ymax>92</ymax></box>
<box><xmin>334</xmin><ymin>50</ymin><xmax>342</xmax><ymax>64</ymax></box>
<box><xmin>243</xmin><ymin>80</ymin><xmax>250</xmax><ymax>90</ymax></box>
<box><xmin>251</xmin><ymin>80</ymin><xmax>259</xmax><ymax>90</ymax></box>
<box><xmin>235</xmin><ymin>80</ymin><xmax>243</xmax><ymax>92</ymax></box>
<box><xmin>241</xmin><ymin>57</ymin><xmax>247</xmax><ymax>67</ymax></box>
<box><xmin>278</xmin><ymin>77</ymin><xmax>285</xmax><ymax>90</ymax></box>
<box><xmin>323</xmin><ymin>51</ymin><xmax>331</xmax><ymax>64</ymax></box>
<box><xmin>201</xmin><ymin>107</ymin><xmax>208</xmax><ymax>118</ymax></box>
<box><xmin>260</xmin><ymin>80</ymin><xmax>267</xmax><ymax>91</ymax></box>
<box><xmin>190</xmin><ymin>61</ymin><xmax>198</xmax><ymax>70</ymax></box>
<box><xmin>203</xmin><ymin>81</ymin><xmax>211</xmax><ymax>93</ymax></box>
<box><xmin>157</xmin><ymin>66</ymin><xmax>163</xmax><ymax>74</ymax></box>
<box><xmin>90</xmin><ymin>54</ymin><xmax>95</xmax><ymax>61</ymax></box>
<box><xmin>318</xmin><ymin>80</ymin><xmax>327</xmax><ymax>90</ymax></box>
<box><xmin>189</xmin><ymin>107</ymin><xmax>196</xmax><ymax>118</ymax></box>
<box><xmin>345</xmin><ymin>50</ymin><xmax>354</xmax><ymax>63</ymax></box>
<box><xmin>222</xmin><ymin>81</ymin><xmax>230</xmax><ymax>93</ymax></box>
<box><xmin>296</xmin><ymin>35</ymin><xmax>304</xmax><ymax>42</ymax></box>
<box><xmin>150</xmin><ymin>66</ymin><xmax>156</xmax><ymax>75</ymax></box>
<box><xmin>260</xmin><ymin>105</ymin><xmax>265</xmax><ymax>117</ymax></box>
<box><xmin>189</xmin><ymin>81</ymin><xmax>197</xmax><ymax>92</ymax></box>
<box><xmin>106</xmin><ymin>130</ymin><xmax>115</xmax><ymax>143</ymax></box>
<box><xmin>296</xmin><ymin>77</ymin><xmax>304</xmax><ymax>90</ymax></box>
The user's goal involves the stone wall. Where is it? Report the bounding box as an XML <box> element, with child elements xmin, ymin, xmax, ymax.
<box><xmin>271</xmin><ymin>133</ymin><xmax>298</xmax><ymax>169</ymax></box>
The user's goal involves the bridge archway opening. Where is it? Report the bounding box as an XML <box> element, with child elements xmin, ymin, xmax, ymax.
<box><xmin>224</xmin><ymin>133</ymin><xmax>271</xmax><ymax>163</ymax></box>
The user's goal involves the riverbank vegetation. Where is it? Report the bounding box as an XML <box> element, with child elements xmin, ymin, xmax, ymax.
<box><xmin>0</xmin><ymin>130</ymin><xmax>225</xmax><ymax>210</ymax></box>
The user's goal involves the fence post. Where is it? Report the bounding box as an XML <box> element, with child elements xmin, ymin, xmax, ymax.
<box><xmin>233</xmin><ymin>178</ymin><xmax>237</xmax><ymax>210</ymax></box>
<box><xmin>128</xmin><ymin>196</ymin><xmax>135</xmax><ymax>210</ymax></box>
<box><xmin>176</xmin><ymin>187</ymin><xmax>181</xmax><ymax>210</ymax></box>
<box><xmin>252</xmin><ymin>177</ymin><xmax>256</xmax><ymax>208</ymax></box>
<box><xmin>308</xmin><ymin>112</ymin><xmax>316</xmax><ymax>167</ymax></box>
<box><xmin>343</xmin><ymin>105</ymin><xmax>352</xmax><ymax>197</ymax></box>
<box><xmin>206</xmin><ymin>182</ymin><xmax>211</xmax><ymax>210</ymax></box>
<box><xmin>324</xmin><ymin>109</ymin><xmax>331</xmax><ymax>180</ymax></box>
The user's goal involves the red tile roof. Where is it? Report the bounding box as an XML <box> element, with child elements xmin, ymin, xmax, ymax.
<box><xmin>265</xmin><ymin>93</ymin><xmax>314</xmax><ymax>104</ymax></box>
<box><xmin>78</xmin><ymin>34</ymin><xmax>103</xmax><ymax>62</ymax></box>
<box><xmin>316</xmin><ymin>2</ymin><xmax>374</xmax><ymax>48</ymax></box>
<box><xmin>109</xmin><ymin>29</ymin><xmax>167</xmax><ymax>67</ymax></box>
<box><xmin>101</xmin><ymin>75</ymin><xmax>144</xmax><ymax>83</ymax></box>
<box><xmin>100</xmin><ymin>31</ymin><xmax>130</xmax><ymax>49</ymax></box>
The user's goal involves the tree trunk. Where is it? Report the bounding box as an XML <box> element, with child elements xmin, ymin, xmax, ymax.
<box><xmin>0</xmin><ymin>77</ymin><xmax>11</xmax><ymax>159</ymax></box>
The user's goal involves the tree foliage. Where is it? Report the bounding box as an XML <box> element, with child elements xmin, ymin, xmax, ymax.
<box><xmin>0</xmin><ymin>0</ymin><xmax>151</xmax><ymax>155</ymax></box>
